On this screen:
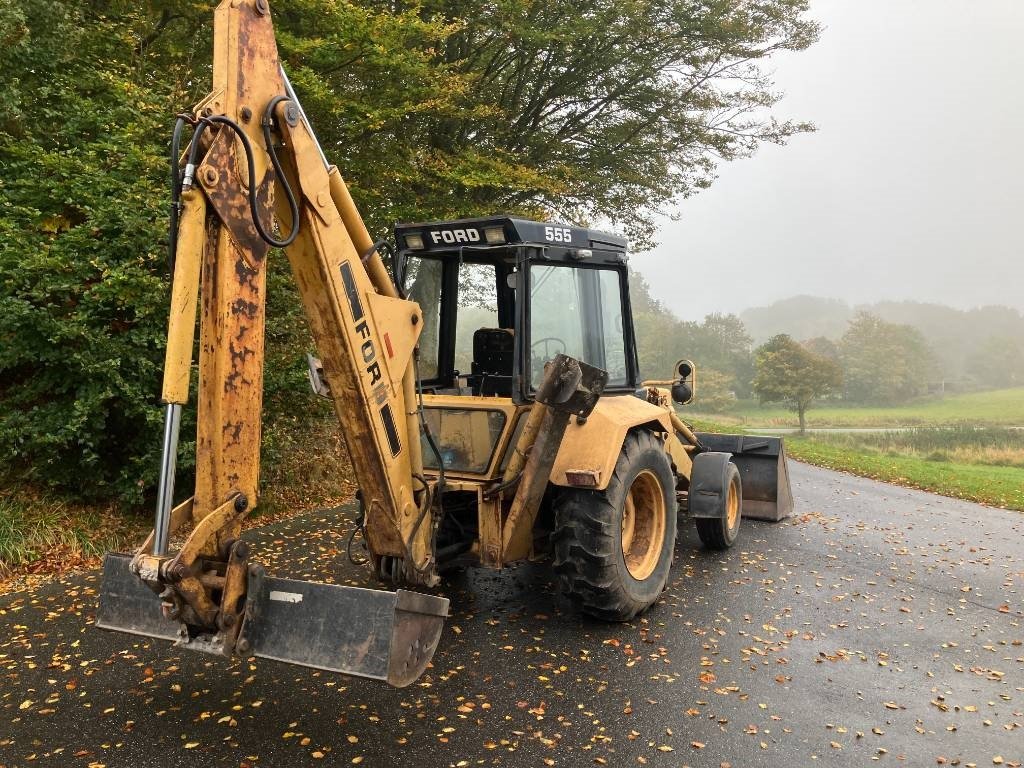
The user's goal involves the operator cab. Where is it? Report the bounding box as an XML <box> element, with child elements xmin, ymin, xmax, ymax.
<box><xmin>392</xmin><ymin>216</ymin><xmax>639</xmax><ymax>480</ymax></box>
<box><xmin>394</xmin><ymin>216</ymin><xmax>639</xmax><ymax>401</ymax></box>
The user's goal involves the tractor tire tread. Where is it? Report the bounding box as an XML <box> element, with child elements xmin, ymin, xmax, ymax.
<box><xmin>552</xmin><ymin>430</ymin><xmax>676</xmax><ymax>622</ymax></box>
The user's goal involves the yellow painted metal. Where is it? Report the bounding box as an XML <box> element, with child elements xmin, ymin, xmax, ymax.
<box><xmin>169</xmin><ymin>496</ymin><xmax>243</xmax><ymax>571</ymax></box>
<box><xmin>136</xmin><ymin>497</ymin><xmax>194</xmax><ymax>556</ymax></box>
<box><xmin>272</xmin><ymin>103</ymin><xmax>431</xmax><ymax>574</ymax></box>
<box><xmin>669</xmin><ymin>410</ymin><xmax>701</xmax><ymax>448</ymax></box>
<box><xmin>549</xmin><ymin>395</ymin><xmax>674</xmax><ymax>490</ymax></box>
<box><xmin>160</xmin><ymin>190</ymin><xmax>206</xmax><ymax>405</ymax></box>
<box><xmin>192</xmin><ymin>221</ymin><xmax>266</xmax><ymax>554</ymax></box>
<box><xmin>327</xmin><ymin>167</ymin><xmax>425</xmax><ymax>489</ymax></box>
<box><xmin>620</xmin><ymin>469</ymin><xmax>666</xmax><ymax>580</ymax></box>
<box><xmin>501</xmin><ymin>406</ymin><xmax>557</xmax><ymax>561</ymax></box>
<box><xmin>188</xmin><ymin>0</ymin><xmax>284</xmax><ymax>554</ymax></box>
<box><xmin>476</xmin><ymin>490</ymin><xmax>503</xmax><ymax>566</ymax></box>
<box><xmin>500</xmin><ymin>402</ymin><xmax>545</xmax><ymax>484</ymax></box>
<box><xmin>726</xmin><ymin>475</ymin><xmax>740</xmax><ymax>531</ymax></box>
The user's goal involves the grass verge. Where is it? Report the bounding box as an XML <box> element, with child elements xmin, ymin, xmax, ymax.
<box><xmin>678</xmin><ymin>412</ymin><xmax>1024</xmax><ymax>511</ymax></box>
<box><xmin>686</xmin><ymin>387</ymin><xmax>1024</xmax><ymax>428</ymax></box>
<box><xmin>0</xmin><ymin>492</ymin><xmax>147</xmax><ymax>590</ymax></box>
<box><xmin>0</xmin><ymin>410</ymin><xmax>357</xmax><ymax>593</ymax></box>
<box><xmin>783</xmin><ymin>435</ymin><xmax>1024</xmax><ymax>511</ymax></box>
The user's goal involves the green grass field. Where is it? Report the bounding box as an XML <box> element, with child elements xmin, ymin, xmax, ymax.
<box><xmin>687</xmin><ymin>387</ymin><xmax>1024</xmax><ymax>428</ymax></box>
<box><xmin>684</xmin><ymin>390</ymin><xmax>1024</xmax><ymax>511</ymax></box>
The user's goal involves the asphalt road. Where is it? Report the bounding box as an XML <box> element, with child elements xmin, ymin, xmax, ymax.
<box><xmin>1</xmin><ymin>463</ymin><xmax>1021</xmax><ymax>768</ymax></box>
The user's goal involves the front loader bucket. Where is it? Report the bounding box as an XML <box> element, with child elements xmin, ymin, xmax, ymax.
<box><xmin>694</xmin><ymin>433</ymin><xmax>793</xmax><ymax>522</ymax></box>
<box><xmin>96</xmin><ymin>553</ymin><xmax>448</xmax><ymax>687</ymax></box>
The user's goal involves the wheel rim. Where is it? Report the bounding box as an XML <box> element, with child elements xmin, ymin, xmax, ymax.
<box><xmin>726</xmin><ymin>476</ymin><xmax>740</xmax><ymax>531</ymax></box>
<box><xmin>620</xmin><ymin>470</ymin><xmax>666</xmax><ymax>580</ymax></box>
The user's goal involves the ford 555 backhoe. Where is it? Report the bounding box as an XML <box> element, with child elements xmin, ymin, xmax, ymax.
<box><xmin>97</xmin><ymin>0</ymin><xmax>792</xmax><ymax>687</ymax></box>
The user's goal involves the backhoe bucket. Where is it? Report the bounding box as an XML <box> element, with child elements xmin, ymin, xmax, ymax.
<box><xmin>96</xmin><ymin>553</ymin><xmax>448</xmax><ymax>687</ymax></box>
<box><xmin>694</xmin><ymin>433</ymin><xmax>793</xmax><ymax>522</ymax></box>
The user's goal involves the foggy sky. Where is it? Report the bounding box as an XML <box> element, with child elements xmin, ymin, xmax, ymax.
<box><xmin>641</xmin><ymin>0</ymin><xmax>1024</xmax><ymax>322</ymax></box>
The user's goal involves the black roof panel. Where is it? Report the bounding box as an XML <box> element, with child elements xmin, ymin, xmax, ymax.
<box><xmin>394</xmin><ymin>216</ymin><xmax>628</xmax><ymax>253</ymax></box>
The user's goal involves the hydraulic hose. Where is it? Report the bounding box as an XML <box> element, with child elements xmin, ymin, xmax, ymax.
<box><xmin>180</xmin><ymin>98</ymin><xmax>300</xmax><ymax>249</ymax></box>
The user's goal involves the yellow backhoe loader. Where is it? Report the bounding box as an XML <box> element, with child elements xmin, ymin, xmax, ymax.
<box><xmin>97</xmin><ymin>0</ymin><xmax>792</xmax><ymax>687</ymax></box>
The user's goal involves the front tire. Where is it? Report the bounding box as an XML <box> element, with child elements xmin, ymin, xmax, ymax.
<box><xmin>694</xmin><ymin>462</ymin><xmax>742</xmax><ymax>549</ymax></box>
<box><xmin>552</xmin><ymin>431</ymin><xmax>677</xmax><ymax>621</ymax></box>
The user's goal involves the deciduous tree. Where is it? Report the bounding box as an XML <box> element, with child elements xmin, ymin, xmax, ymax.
<box><xmin>839</xmin><ymin>312</ymin><xmax>934</xmax><ymax>405</ymax></box>
<box><xmin>752</xmin><ymin>335</ymin><xmax>842</xmax><ymax>433</ymax></box>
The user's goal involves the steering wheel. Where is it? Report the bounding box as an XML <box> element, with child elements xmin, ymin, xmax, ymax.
<box><xmin>531</xmin><ymin>336</ymin><xmax>567</xmax><ymax>360</ymax></box>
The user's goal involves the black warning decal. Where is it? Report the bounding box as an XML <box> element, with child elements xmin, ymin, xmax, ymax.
<box><xmin>380</xmin><ymin>404</ymin><xmax>402</xmax><ymax>457</ymax></box>
<box><xmin>340</xmin><ymin>261</ymin><xmax>364</xmax><ymax>321</ymax></box>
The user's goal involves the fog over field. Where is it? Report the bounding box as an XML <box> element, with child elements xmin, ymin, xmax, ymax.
<box><xmin>643</xmin><ymin>0</ymin><xmax>1024</xmax><ymax>321</ymax></box>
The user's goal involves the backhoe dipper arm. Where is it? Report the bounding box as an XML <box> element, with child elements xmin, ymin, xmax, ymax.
<box><xmin>108</xmin><ymin>0</ymin><xmax>444</xmax><ymax>676</ymax></box>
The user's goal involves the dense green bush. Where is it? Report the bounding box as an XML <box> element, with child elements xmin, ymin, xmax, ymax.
<box><xmin>0</xmin><ymin>2</ymin><xmax>181</xmax><ymax>504</ymax></box>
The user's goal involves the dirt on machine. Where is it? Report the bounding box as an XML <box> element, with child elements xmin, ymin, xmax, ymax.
<box><xmin>97</xmin><ymin>0</ymin><xmax>793</xmax><ymax>687</ymax></box>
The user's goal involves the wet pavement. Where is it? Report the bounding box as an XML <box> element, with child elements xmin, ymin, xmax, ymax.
<box><xmin>1</xmin><ymin>462</ymin><xmax>1021</xmax><ymax>767</ymax></box>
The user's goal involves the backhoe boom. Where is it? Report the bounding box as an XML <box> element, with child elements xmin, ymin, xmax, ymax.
<box><xmin>97</xmin><ymin>0</ymin><xmax>446</xmax><ymax>685</ymax></box>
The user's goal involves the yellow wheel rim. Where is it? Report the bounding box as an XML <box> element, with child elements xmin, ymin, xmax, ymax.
<box><xmin>620</xmin><ymin>470</ymin><xmax>666</xmax><ymax>581</ymax></box>
<box><xmin>726</xmin><ymin>476</ymin><xmax>740</xmax><ymax>531</ymax></box>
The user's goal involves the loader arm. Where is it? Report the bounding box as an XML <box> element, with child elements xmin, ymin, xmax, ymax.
<box><xmin>97</xmin><ymin>0</ymin><xmax>446</xmax><ymax>685</ymax></box>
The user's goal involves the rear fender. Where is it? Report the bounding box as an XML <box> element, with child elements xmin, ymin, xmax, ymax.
<box><xmin>549</xmin><ymin>396</ymin><xmax>675</xmax><ymax>491</ymax></box>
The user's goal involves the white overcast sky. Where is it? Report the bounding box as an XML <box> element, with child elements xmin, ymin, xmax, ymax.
<box><xmin>640</xmin><ymin>0</ymin><xmax>1024</xmax><ymax>321</ymax></box>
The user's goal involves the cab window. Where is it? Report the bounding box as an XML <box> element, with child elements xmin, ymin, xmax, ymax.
<box><xmin>528</xmin><ymin>264</ymin><xmax>628</xmax><ymax>388</ymax></box>
<box><xmin>403</xmin><ymin>256</ymin><xmax>442</xmax><ymax>379</ymax></box>
<box><xmin>454</xmin><ymin>262</ymin><xmax>499</xmax><ymax>375</ymax></box>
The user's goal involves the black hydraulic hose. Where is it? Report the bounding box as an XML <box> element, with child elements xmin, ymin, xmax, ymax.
<box><xmin>181</xmin><ymin>97</ymin><xmax>301</xmax><ymax>249</ymax></box>
<box><xmin>167</xmin><ymin>115</ymin><xmax>189</xmax><ymax>274</ymax></box>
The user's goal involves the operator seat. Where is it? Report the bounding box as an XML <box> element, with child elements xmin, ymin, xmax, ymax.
<box><xmin>471</xmin><ymin>328</ymin><xmax>514</xmax><ymax>397</ymax></box>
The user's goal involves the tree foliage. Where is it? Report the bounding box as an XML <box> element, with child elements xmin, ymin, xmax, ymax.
<box><xmin>421</xmin><ymin>0</ymin><xmax>820</xmax><ymax>247</ymax></box>
<box><xmin>839</xmin><ymin>312</ymin><xmax>934</xmax><ymax>406</ymax></box>
<box><xmin>743</xmin><ymin>296</ymin><xmax>1024</xmax><ymax>391</ymax></box>
<box><xmin>0</xmin><ymin>2</ymin><xmax>180</xmax><ymax>503</ymax></box>
<box><xmin>629</xmin><ymin>269</ymin><xmax>753</xmax><ymax>405</ymax></box>
<box><xmin>0</xmin><ymin>0</ymin><xmax>818</xmax><ymax>504</ymax></box>
<box><xmin>967</xmin><ymin>335</ymin><xmax>1024</xmax><ymax>389</ymax></box>
<box><xmin>752</xmin><ymin>334</ymin><xmax>842</xmax><ymax>432</ymax></box>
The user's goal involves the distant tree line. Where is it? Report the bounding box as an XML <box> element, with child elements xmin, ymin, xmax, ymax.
<box><xmin>741</xmin><ymin>295</ymin><xmax>1024</xmax><ymax>391</ymax></box>
<box><xmin>629</xmin><ymin>273</ymin><xmax>1019</xmax><ymax>416</ymax></box>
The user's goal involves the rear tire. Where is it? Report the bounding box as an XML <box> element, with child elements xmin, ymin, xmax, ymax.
<box><xmin>552</xmin><ymin>430</ymin><xmax>677</xmax><ymax>621</ymax></box>
<box><xmin>694</xmin><ymin>462</ymin><xmax>742</xmax><ymax>549</ymax></box>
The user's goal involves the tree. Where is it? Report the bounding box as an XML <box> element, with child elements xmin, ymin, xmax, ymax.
<box><xmin>684</xmin><ymin>313</ymin><xmax>755</xmax><ymax>398</ymax></box>
<box><xmin>968</xmin><ymin>335</ymin><xmax>1024</xmax><ymax>389</ymax></box>
<box><xmin>839</xmin><ymin>312</ymin><xmax>935</xmax><ymax>405</ymax></box>
<box><xmin>752</xmin><ymin>335</ymin><xmax>842</xmax><ymax>433</ymax></box>
<box><xmin>802</xmin><ymin>336</ymin><xmax>841</xmax><ymax>362</ymax></box>
<box><xmin>688</xmin><ymin>367</ymin><xmax>736</xmax><ymax>413</ymax></box>
<box><xmin>424</xmin><ymin>0</ymin><xmax>820</xmax><ymax>247</ymax></box>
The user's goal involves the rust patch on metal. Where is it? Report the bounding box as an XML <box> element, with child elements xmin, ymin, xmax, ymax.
<box><xmin>198</xmin><ymin>127</ymin><xmax>275</xmax><ymax>263</ymax></box>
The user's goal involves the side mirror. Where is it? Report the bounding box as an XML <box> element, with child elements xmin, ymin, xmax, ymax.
<box><xmin>670</xmin><ymin>358</ymin><xmax>696</xmax><ymax>405</ymax></box>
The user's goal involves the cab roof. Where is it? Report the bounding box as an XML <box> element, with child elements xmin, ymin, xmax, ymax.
<box><xmin>394</xmin><ymin>216</ymin><xmax>628</xmax><ymax>256</ymax></box>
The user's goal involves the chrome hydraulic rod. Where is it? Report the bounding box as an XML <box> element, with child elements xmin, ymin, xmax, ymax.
<box><xmin>153</xmin><ymin>402</ymin><xmax>182</xmax><ymax>556</ymax></box>
<box><xmin>279</xmin><ymin>66</ymin><xmax>328</xmax><ymax>171</ymax></box>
